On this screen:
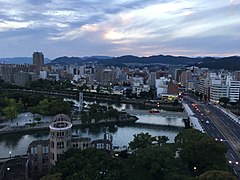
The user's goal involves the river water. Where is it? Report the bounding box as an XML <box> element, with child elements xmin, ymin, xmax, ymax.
<box><xmin>0</xmin><ymin>100</ymin><xmax>184</xmax><ymax>159</ymax></box>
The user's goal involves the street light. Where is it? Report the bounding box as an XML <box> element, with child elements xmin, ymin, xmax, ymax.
<box><xmin>9</xmin><ymin>150</ymin><xmax>11</xmax><ymax>159</ymax></box>
<box><xmin>25</xmin><ymin>114</ymin><xmax>27</xmax><ymax>122</ymax></box>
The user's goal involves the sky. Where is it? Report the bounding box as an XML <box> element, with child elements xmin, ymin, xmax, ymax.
<box><xmin>0</xmin><ymin>0</ymin><xmax>240</xmax><ymax>59</ymax></box>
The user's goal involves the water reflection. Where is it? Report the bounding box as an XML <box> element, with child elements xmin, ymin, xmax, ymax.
<box><xmin>0</xmin><ymin>123</ymin><xmax>182</xmax><ymax>159</ymax></box>
<box><xmin>0</xmin><ymin>99</ymin><xmax>184</xmax><ymax>159</ymax></box>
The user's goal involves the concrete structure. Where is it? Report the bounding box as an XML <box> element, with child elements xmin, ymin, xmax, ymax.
<box><xmin>180</xmin><ymin>70</ymin><xmax>192</xmax><ymax>87</ymax></box>
<box><xmin>0</xmin><ymin>64</ymin><xmax>36</xmax><ymax>85</ymax></box>
<box><xmin>27</xmin><ymin>113</ymin><xmax>113</xmax><ymax>178</ymax></box>
<box><xmin>155</xmin><ymin>77</ymin><xmax>168</xmax><ymax>97</ymax></box>
<box><xmin>227</xmin><ymin>80</ymin><xmax>240</xmax><ymax>102</ymax></box>
<box><xmin>94</xmin><ymin>67</ymin><xmax>117</xmax><ymax>85</ymax></box>
<box><xmin>33</xmin><ymin>52</ymin><xmax>44</xmax><ymax>75</ymax></box>
<box><xmin>149</xmin><ymin>72</ymin><xmax>156</xmax><ymax>88</ymax></box>
<box><xmin>210</xmin><ymin>84</ymin><xmax>228</xmax><ymax>102</ymax></box>
<box><xmin>235</xmin><ymin>71</ymin><xmax>240</xmax><ymax>81</ymax></box>
<box><xmin>49</xmin><ymin>114</ymin><xmax>72</xmax><ymax>165</ymax></box>
<box><xmin>27</xmin><ymin>140</ymin><xmax>50</xmax><ymax>178</ymax></box>
<box><xmin>39</xmin><ymin>71</ymin><xmax>47</xmax><ymax>79</ymax></box>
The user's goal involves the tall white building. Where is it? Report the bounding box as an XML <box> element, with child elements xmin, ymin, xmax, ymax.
<box><xmin>210</xmin><ymin>84</ymin><xmax>228</xmax><ymax>102</ymax></box>
<box><xmin>227</xmin><ymin>80</ymin><xmax>240</xmax><ymax>102</ymax></box>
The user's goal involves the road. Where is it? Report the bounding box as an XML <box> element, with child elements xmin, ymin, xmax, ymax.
<box><xmin>184</xmin><ymin>95</ymin><xmax>240</xmax><ymax>178</ymax></box>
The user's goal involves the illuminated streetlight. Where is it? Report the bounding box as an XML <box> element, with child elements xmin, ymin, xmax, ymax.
<box><xmin>25</xmin><ymin>114</ymin><xmax>27</xmax><ymax>122</ymax></box>
<box><xmin>9</xmin><ymin>150</ymin><xmax>11</xmax><ymax>159</ymax></box>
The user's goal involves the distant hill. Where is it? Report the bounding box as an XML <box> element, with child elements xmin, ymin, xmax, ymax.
<box><xmin>2</xmin><ymin>55</ymin><xmax>240</xmax><ymax>70</ymax></box>
<box><xmin>192</xmin><ymin>56</ymin><xmax>240</xmax><ymax>71</ymax></box>
<box><xmin>0</xmin><ymin>57</ymin><xmax>51</xmax><ymax>64</ymax></box>
<box><xmin>48</xmin><ymin>55</ymin><xmax>201</xmax><ymax>66</ymax></box>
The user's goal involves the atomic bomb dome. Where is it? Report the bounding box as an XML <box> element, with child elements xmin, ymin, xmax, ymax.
<box><xmin>49</xmin><ymin>114</ymin><xmax>72</xmax><ymax>165</ymax></box>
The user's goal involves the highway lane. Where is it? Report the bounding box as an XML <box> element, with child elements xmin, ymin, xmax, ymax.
<box><xmin>184</xmin><ymin>96</ymin><xmax>240</xmax><ymax>177</ymax></box>
<box><xmin>207</xmin><ymin>105</ymin><xmax>240</xmax><ymax>139</ymax></box>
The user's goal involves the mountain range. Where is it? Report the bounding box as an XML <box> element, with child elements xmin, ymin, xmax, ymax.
<box><xmin>1</xmin><ymin>55</ymin><xmax>240</xmax><ymax>71</ymax></box>
<box><xmin>48</xmin><ymin>55</ymin><xmax>201</xmax><ymax>66</ymax></box>
<box><xmin>0</xmin><ymin>57</ymin><xmax>51</xmax><ymax>64</ymax></box>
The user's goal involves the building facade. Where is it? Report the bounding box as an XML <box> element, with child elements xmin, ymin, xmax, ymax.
<box><xmin>33</xmin><ymin>52</ymin><xmax>44</xmax><ymax>75</ymax></box>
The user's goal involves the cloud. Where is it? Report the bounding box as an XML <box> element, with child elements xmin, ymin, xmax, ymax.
<box><xmin>0</xmin><ymin>0</ymin><xmax>239</xmax><ymax>58</ymax></box>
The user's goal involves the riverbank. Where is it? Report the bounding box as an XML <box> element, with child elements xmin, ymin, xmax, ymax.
<box><xmin>0</xmin><ymin>115</ymin><xmax>138</xmax><ymax>135</ymax></box>
<box><xmin>2</xmin><ymin>89</ymin><xmax>183</xmax><ymax>112</ymax></box>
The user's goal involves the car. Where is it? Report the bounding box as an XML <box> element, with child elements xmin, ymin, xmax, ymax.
<box><xmin>206</xmin><ymin>120</ymin><xmax>209</xmax><ymax>124</ymax></box>
<box><xmin>149</xmin><ymin>109</ymin><xmax>160</xmax><ymax>113</ymax></box>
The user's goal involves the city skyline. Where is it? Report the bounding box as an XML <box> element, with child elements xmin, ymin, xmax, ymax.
<box><xmin>0</xmin><ymin>0</ymin><xmax>240</xmax><ymax>59</ymax></box>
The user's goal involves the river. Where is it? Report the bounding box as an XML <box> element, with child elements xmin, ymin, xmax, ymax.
<box><xmin>0</xmin><ymin>100</ymin><xmax>184</xmax><ymax>159</ymax></box>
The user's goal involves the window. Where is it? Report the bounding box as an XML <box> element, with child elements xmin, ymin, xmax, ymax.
<box><xmin>57</xmin><ymin>131</ymin><xmax>64</xmax><ymax>137</ymax></box>
<box><xmin>51</xmin><ymin>141</ymin><xmax>54</xmax><ymax>148</ymax></box>
<box><xmin>42</xmin><ymin>146</ymin><xmax>49</xmax><ymax>154</ymax></box>
<box><xmin>57</xmin><ymin>142</ymin><xmax>64</xmax><ymax>149</ymax></box>
<box><xmin>31</xmin><ymin>147</ymin><xmax>37</xmax><ymax>155</ymax></box>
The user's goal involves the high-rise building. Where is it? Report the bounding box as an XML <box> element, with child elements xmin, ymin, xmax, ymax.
<box><xmin>227</xmin><ymin>80</ymin><xmax>240</xmax><ymax>102</ymax></box>
<box><xmin>33</xmin><ymin>52</ymin><xmax>44</xmax><ymax>75</ymax></box>
<box><xmin>210</xmin><ymin>84</ymin><xmax>228</xmax><ymax>102</ymax></box>
<box><xmin>235</xmin><ymin>71</ymin><xmax>240</xmax><ymax>81</ymax></box>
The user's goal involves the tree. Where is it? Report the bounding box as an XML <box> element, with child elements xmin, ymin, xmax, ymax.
<box><xmin>41</xmin><ymin>173</ymin><xmax>62</xmax><ymax>180</ymax></box>
<box><xmin>131</xmin><ymin>146</ymin><xmax>176</xmax><ymax>179</ymax></box>
<box><xmin>49</xmin><ymin>99</ymin><xmax>71</xmax><ymax>116</ymax></box>
<box><xmin>2</xmin><ymin>106</ymin><xmax>18</xmax><ymax>120</ymax></box>
<box><xmin>154</xmin><ymin>136</ymin><xmax>169</xmax><ymax>146</ymax></box>
<box><xmin>197</xmin><ymin>170</ymin><xmax>237</xmax><ymax>180</ymax></box>
<box><xmin>129</xmin><ymin>133</ymin><xmax>155</xmax><ymax>149</ymax></box>
<box><xmin>175</xmin><ymin>129</ymin><xmax>229</xmax><ymax>175</ymax></box>
<box><xmin>37</xmin><ymin>99</ymin><xmax>50</xmax><ymax>117</ymax></box>
<box><xmin>219</xmin><ymin>97</ymin><xmax>230</xmax><ymax>107</ymax></box>
<box><xmin>173</xmin><ymin>99</ymin><xmax>179</xmax><ymax>106</ymax></box>
<box><xmin>47</xmin><ymin>148</ymin><xmax>126</xmax><ymax>180</ymax></box>
<box><xmin>139</xmin><ymin>90</ymin><xmax>153</xmax><ymax>99</ymax></box>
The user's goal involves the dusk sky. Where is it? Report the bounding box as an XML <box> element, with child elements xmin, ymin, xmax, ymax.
<box><xmin>0</xmin><ymin>0</ymin><xmax>239</xmax><ymax>59</ymax></box>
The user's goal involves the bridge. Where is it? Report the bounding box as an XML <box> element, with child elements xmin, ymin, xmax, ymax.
<box><xmin>124</xmin><ymin>109</ymin><xmax>188</xmax><ymax>119</ymax></box>
<box><xmin>124</xmin><ymin>109</ymin><xmax>188</xmax><ymax>128</ymax></box>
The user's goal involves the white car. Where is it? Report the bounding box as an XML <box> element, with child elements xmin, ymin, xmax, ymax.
<box><xmin>206</xmin><ymin>120</ymin><xmax>209</xmax><ymax>124</ymax></box>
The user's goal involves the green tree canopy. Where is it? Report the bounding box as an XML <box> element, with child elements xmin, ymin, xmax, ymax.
<box><xmin>219</xmin><ymin>97</ymin><xmax>230</xmax><ymax>106</ymax></box>
<box><xmin>48</xmin><ymin>148</ymin><xmax>126</xmax><ymax>180</ymax></box>
<box><xmin>175</xmin><ymin>129</ymin><xmax>229</xmax><ymax>175</ymax></box>
<box><xmin>37</xmin><ymin>99</ymin><xmax>50</xmax><ymax>117</ymax></box>
<box><xmin>197</xmin><ymin>170</ymin><xmax>237</xmax><ymax>180</ymax></box>
<box><xmin>2</xmin><ymin>106</ymin><xmax>18</xmax><ymax>120</ymax></box>
<box><xmin>131</xmin><ymin>146</ymin><xmax>176</xmax><ymax>179</ymax></box>
<box><xmin>129</xmin><ymin>133</ymin><xmax>169</xmax><ymax>149</ymax></box>
<box><xmin>41</xmin><ymin>173</ymin><xmax>62</xmax><ymax>180</ymax></box>
<box><xmin>129</xmin><ymin>132</ymin><xmax>155</xmax><ymax>149</ymax></box>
